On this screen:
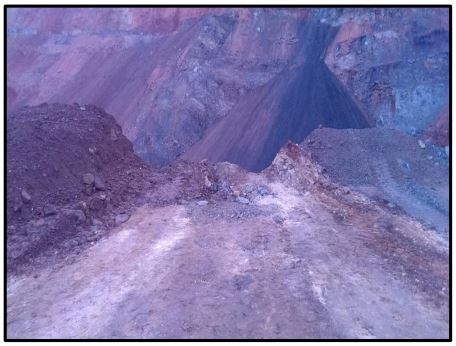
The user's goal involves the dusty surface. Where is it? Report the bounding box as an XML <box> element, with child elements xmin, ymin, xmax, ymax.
<box><xmin>7</xmin><ymin>142</ymin><xmax>449</xmax><ymax>339</ymax></box>
<box><xmin>302</xmin><ymin>127</ymin><xmax>449</xmax><ymax>235</ymax></box>
<box><xmin>6</xmin><ymin>104</ymin><xmax>222</xmax><ymax>276</ymax></box>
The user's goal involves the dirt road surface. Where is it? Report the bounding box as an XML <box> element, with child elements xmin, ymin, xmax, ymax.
<box><xmin>7</xmin><ymin>176</ymin><xmax>449</xmax><ymax>339</ymax></box>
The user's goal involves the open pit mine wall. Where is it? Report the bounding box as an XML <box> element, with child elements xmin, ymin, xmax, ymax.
<box><xmin>7</xmin><ymin>7</ymin><xmax>449</xmax><ymax>168</ymax></box>
<box><xmin>182</xmin><ymin>18</ymin><xmax>371</xmax><ymax>171</ymax></box>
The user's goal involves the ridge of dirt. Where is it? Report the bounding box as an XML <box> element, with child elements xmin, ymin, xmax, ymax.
<box><xmin>7</xmin><ymin>137</ymin><xmax>449</xmax><ymax>339</ymax></box>
<box><xmin>300</xmin><ymin>127</ymin><xmax>449</xmax><ymax>235</ymax></box>
<box><xmin>6</xmin><ymin>104</ymin><xmax>449</xmax><ymax>339</ymax></box>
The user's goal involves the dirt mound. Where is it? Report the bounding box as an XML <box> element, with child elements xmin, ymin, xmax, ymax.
<box><xmin>6</xmin><ymin>103</ymin><xmax>152</xmax><ymax>273</ymax></box>
<box><xmin>301</xmin><ymin>127</ymin><xmax>449</xmax><ymax>234</ymax></box>
<box><xmin>6</xmin><ymin>103</ymin><xmax>256</xmax><ymax>275</ymax></box>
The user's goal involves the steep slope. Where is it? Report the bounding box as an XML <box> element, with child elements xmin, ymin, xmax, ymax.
<box><xmin>323</xmin><ymin>8</ymin><xmax>449</xmax><ymax>138</ymax></box>
<box><xmin>7</xmin><ymin>103</ymin><xmax>150</xmax><ymax>272</ymax></box>
<box><xmin>183</xmin><ymin>20</ymin><xmax>370</xmax><ymax>171</ymax></box>
<box><xmin>7</xmin><ymin>8</ymin><xmax>307</xmax><ymax>167</ymax></box>
<box><xmin>7</xmin><ymin>8</ymin><xmax>448</xmax><ymax>168</ymax></box>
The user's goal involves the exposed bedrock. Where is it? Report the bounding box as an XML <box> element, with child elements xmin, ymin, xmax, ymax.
<box><xmin>322</xmin><ymin>8</ymin><xmax>449</xmax><ymax>140</ymax></box>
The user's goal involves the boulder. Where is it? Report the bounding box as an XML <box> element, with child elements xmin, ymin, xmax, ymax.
<box><xmin>88</xmin><ymin>195</ymin><xmax>106</xmax><ymax>211</ymax></box>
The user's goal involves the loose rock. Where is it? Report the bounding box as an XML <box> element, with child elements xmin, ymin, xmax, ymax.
<box><xmin>342</xmin><ymin>187</ymin><xmax>351</xmax><ymax>194</ymax></box>
<box><xmin>257</xmin><ymin>185</ymin><xmax>270</xmax><ymax>196</ymax></box>
<box><xmin>115</xmin><ymin>213</ymin><xmax>130</xmax><ymax>225</ymax></box>
<box><xmin>43</xmin><ymin>205</ymin><xmax>57</xmax><ymax>217</ymax></box>
<box><xmin>273</xmin><ymin>214</ymin><xmax>285</xmax><ymax>224</ymax></box>
<box><xmin>242</xmin><ymin>184</ymin><xmax>254</xmax><ymax>194</ymax></box>
<box><xmin>13</xmin><ymin>203</ymin><xmax>22</xmax><ymax>212</ymax></box>
<box><xmin>67</xmin><ymin>210</ymin><xmax>86</xmax><ymax>224</ymax></box>
<box><xmin>21</xmin><ymin>189</ymin><xmax>32</xmax><ymax>203</ymax></box>
<box><xmin>33</xmin><ymin>218</ymin><xmax>46</xmax><ymax>227</ymax></box>
<box><xmin>236</xmin><ymin>197</ymin><xmax>249</xmax><ymax>204</ymax></box>
<box><xmin>197</xmin><ymin>200</ymin><xmax>208</xmax><ymax>206</ymax></box>
<box><xmin>92</xmin><ymin>219</ymin><xmax>103</xmax><ymax>226</ymax></box>
<box><xmin>110</xmin><ymin>128</ymin><xmax>118</xmax><ymax>141</ymax></box>
<box><xmin>418</xmin><ymin>140</ymin><xmax>426</xmax><ymax>149</ymax></box>
<box><xmin>94</xmin><ymin>176</ymin><xmax>106</xmax><ymax>191</ymax></box>
<box><xmin>82</xmin><ymin>173</ymin><xmax>95</xmax><ymax>185</ymax></box>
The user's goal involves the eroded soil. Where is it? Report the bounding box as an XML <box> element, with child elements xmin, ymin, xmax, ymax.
<box><xmin>7</xmin><ymin>149</ymin><xmax>449</xmax><ymax>339</ymax></box>
<box><xmin>6</xmin><ymin>105</ymin><xmax>449</xmax><ymax>339</ymax></box>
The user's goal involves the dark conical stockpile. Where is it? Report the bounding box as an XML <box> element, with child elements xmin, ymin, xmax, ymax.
<box><xmin>183</xmin><ymin>20</ymin><xmax>371</xmax><ymax>171</ymax></box>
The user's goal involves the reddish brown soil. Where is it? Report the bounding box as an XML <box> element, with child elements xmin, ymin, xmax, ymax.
<box><xmin>6</xmin><ymin>103</ymin><xmax>243</xmax><ymax>275</ymax></box>
<box><xmin>6</xmin><ymin>103</ymin><xmax>153</xmax><ymax>273</ymax></box>
<box><xmin>423</xmin><ymin>106</ymin><xmax>449</xmax><ymax>147</ymax></box>
<box><xmin>7</xmin><ymin>137</ymin><xmax>449</xmax><ymax>339</ymax></box>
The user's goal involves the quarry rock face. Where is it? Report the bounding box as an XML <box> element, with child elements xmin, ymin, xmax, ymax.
<box><xmin>7</xmin><ymin>8</ymin><xmax>307</xmax><ymax>168</ymax></box>
<box><xmin>322</xmin><ymin>8</ymin><xmax>449</xmax><ymax>139</ymax></box>
<box><xmin>183</xmin><ymin>19</ymin><xmax>371</xmax><ymax>171</ymax></box>
<box><xmin>7</xmin><ymin>8</ymin><xmax>449</xmax><ymax>169</ymax></box>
